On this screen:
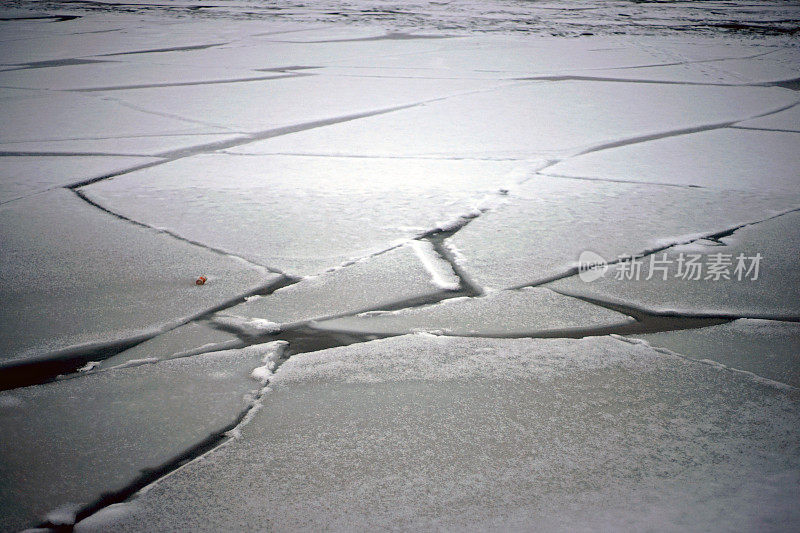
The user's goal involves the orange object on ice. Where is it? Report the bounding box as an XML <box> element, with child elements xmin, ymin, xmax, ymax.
<box><xmin>196</xmin><ymin>276</ymin><xmax>207</xmax><ymax>285</ymax></box>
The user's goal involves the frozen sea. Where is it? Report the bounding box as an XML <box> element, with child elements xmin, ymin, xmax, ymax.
<box><xmin>0</xmin><ymin>0</ymin><xmax>799</xmax><ymax>531</ymax></box>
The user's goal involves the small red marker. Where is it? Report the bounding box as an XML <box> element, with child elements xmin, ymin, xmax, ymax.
<box><xmin>196</xmin><ymin>276</ymin><xmax>207</xmax><ymax>285</ymax></box>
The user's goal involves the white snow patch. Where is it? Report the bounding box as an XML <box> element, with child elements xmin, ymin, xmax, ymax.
<box><xmin>111</xmin><ymin>358</ymin><xmax>159</xmax><ymax>370</ymax></box>
<box><xmin>409</xmin><ymin>240</ymin><xmax>461</xmax><ymax>291</ymax></box>
<box><xmin>211</xmin><ymin>315</ymin><xmax>281</xmax><ymax>336</ymax></box>
<box><xmin>250</xmin><ymin>341</ymin><xmax>290</xmax><ymax>385</ymax></box>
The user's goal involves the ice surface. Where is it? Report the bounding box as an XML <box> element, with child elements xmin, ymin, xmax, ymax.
<box><xmin>230</xmin><ymin>82</ymin><xmax>798</xmax><ymax>159</ymax></box>
<box><xmin>80</xmin><ymin>155</ymin><xmax>531</xmax><ymax>275</ymax></box>
<box><xmin>544</xmin><ymin>128</ymin><xmax>800</xmax><ymax>191</ymax></box>
<box><xmin>212</xmin><ymin>242</ymin><xmax>460</xmax><ymax>330</ymax></box>
<box><xmin>0</xmin><ymin>189</ymin><xmax>275</xmax><ymax>364</ymax></box>
<box><xmin>0</xmin><ymin>155</ymin><xmax>160</xmax><ymax>203</ymax></box>
<box><xmin>447</xmin><ymin>175</ymin><xmax>800</xmax><ymax>289</ymax></box>
<box><xmin>0</xmin><ymin>134</ymin><xmax>246</xmax><ymax>157</ymax></box>
<box><xmin>74</xmin><ymin>335</ymin><xmax>800</xmax><ymax>532</ymax></box>
<box><xmin>736</xmin><ymin>104</ymin><xmax>800</xmax><ymax>132</ymax></box>
<box><xmin>92</xmin><ymin>74</ymin><xmax>497</xmax><ymax>134</ymax></box>
<box><xmin>0</xmin><ymin>344</ymin><xmax>270</xmax><ymax>532</ymax></box>
<box><xmin>629</xmin><ymin>319</ymin><xmax>800</xmax><ymax>388</ymax></box>
<box><xmin>0</xmin><ymin>61</ymin><xmax>283</xmax><ymax>91</ymax></box>
<box><xmin>0</xmin><ymin>91</ymin><xmax>220</xmax><ymax>144</ymax></box>
<box><xmin>314</xmin><ymin>287</ymin><xmax>634</xmax><ymax>337</ymax></box>
<box><xmin>549</xmin><ymin>211</ymin><xmax>800</xmax><ymax>319</ymax></box>
<box><xmin>97</xmin><ymin>321</ymin><xmax>242</xmax><ymax>370</ymax></box>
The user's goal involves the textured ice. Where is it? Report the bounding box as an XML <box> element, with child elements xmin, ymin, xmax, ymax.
<box><xmin>0</xmin><ymin>189</ymin><xmax>275</xmax><ymax>364</ymax></box>
<box><xmin>212</xmin><ymin>242</ymin><xmax>460</xmax><ymax>330</ymax></box>
<box><xmin>544</xmin><ymin>128</ymin><xmax>800</xmax><ymax>191</ymax></box>
<box><xmin>447</xmin><ymin>175</ymin><xmax>800</xmax><ymax>289</ymax></box>
<box><xmin>0</xmin><ymin>134</ymin><xmax>245</xmax><ymax>157</ymax></box>
<box><xmin>0</xmin><ymin>91</ymin><xmax>218</xmax><ymax>144</ymax></box>
<box><xmin>629</xmin><ymin>319</ymin><xmax>800</xmax><ymax>388</ymax></box>
<box><xmin>549</xmin><ymin>211</ymin><xmax>800</xmax><ymax>319</ymax></box>
<box><xmin>0</xmin><ymin>155</ymin><xmax>159</xmax><ymax>203</ymax></box>
<box><xmin>74</xmin><ymin>335</ymin><xmax>800</xmax><ymax>532</ymax></box>
<box><xmin>0</xmin><ymin>62</ymin><xmax>281</xmax><ymax>91</ymax></box>
<box><xmin>0</xmin><ymin>344</ymin><xmax>271</xmax><ymax>532</ymax></box>
<box><xmin>81</xmin><ymin>155</ymin><xmax>530</xmax><ymax>275</ymax></box>
<box><xmin>314</xmin><ymin>287</ymin><xmax>634</xmax><ymax>337</ymax></box>
<box><xmin>736</xmin><ymin>104</ymin><xmax>800</xmax><ymax>132</ymax></box>
<box><xmin>230</xmin><ymin>82</ymin><xmax>798</xmax><ymax>159</ymax></box>
<box><xmin>97</xmin><ymin>321</ymin><xmax>242</xmax><ymax>370</ymax></box>
<box><xmin>92</xmin><ymin>74</ymin><xmax>496</xmax><ymax>133</ymax></box>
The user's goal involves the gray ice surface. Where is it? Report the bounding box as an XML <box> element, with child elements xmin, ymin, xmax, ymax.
<box><xmin>313</xmin><ymin>286</ymin><xmax>634</xmax><ymax>337</ymax></box>
<box><xmin>0</xmin><ymin>189</ymin><xmax>275</xmax><ymax>364</ymax></box>
<box><xmin>74</xmin><ymin>335</ymin><xmax>800</xmax><ymax>532</ymax></box>
<box><xmin>0</xmin><ymin>344</ymin><xmax>271</xmax><ymax>532</ymax></box>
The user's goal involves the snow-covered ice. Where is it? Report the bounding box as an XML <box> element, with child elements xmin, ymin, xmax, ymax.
<box><xmin>544</xmin><ymin>128</ymin><xmax>800</xmax><ymax>191</ymax></box>
<box><xmin>446</xmin><ymin>175</ymin><xmax>800</xmax><ymax>289</ymax></box>
<box><xmin>0</xmin><ymin>343</ymin><xmax>272</xmax><ymax>532</ymax></box>
<box><xmin>736</xmin><ymin>103</ymin><xmax>800</xmax><ymax>132</ymax></box>
<box><xmin>231</xmin><ymin>81</ymin><xmax>798</xmax><ymax>159</ymax></box>
<box><xmin>549</xmin><ymin>211</ymin><xmax>800</xmax><ymax>319</ymax></box>
<box><xmin>0</xmin><ymin>189</ymin><xmax>275</xmax><ymax>365</ymax></box>
<box><xmin>314</xmin><ymin>286</ymin><xmax>634</xmax><ymax>337</ymax></box>
<box><xmin>80</xmin><ymin>155</ymin><xmax>531</xmax><ymax>275</ymax></box>
<box><xmin>210</xmin><ymin>242</ymin><xmax>461</xmax><ymax>331</ymax></box>
<box><xmin>73</xmin><ymin>335</ymin><xmax>800</xmax><ymax>532</ymax></box>
<box><xmin>628</xmin><ymin>319</ymin><xmax>800</xmax><ymax>388</ymax></box>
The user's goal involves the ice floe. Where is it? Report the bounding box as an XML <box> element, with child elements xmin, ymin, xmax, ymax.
<box><xmin>74</xmin><ymin>335</ymin><xmax>800</xmax><ymax>532</ymax></box>
<box><xmin>0</xmin><ymin>189</ymin><xmax>275</xmax><ymax>366</ymax></box>
<box><xmin>313</xmin><ymin>286</ymin><xmax>634</xmax><ymax>337</ymax></box>
<box><xmin>0</xmin><ymin>343</ymin><xmax>272</xmax><ymax>531</ymax></box>
<box><xmin>548</xmin><ymin>210</ymin><xmax>800</xmax><ymax>319</ymax></box>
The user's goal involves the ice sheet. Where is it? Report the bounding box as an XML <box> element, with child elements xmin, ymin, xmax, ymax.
<box><xmin>80</xmin><ymin>155</ymin><xmax>531</xmax><ymax>275</ymax></box>
<box><xmin>447</xmin><ymin>175</ymin><xmax>800</xmax><ymax>289</ymax></box>
<box><xmin>0</xmin><ymin>344</ymin><xmax>270</xmax><ymax>532</ymax></box>
<box><xmin>97</xmin><ymin>321</ymin><xmax>242</xmax><ymax>370</ymax></box>
<box><xmin>0</xmin><ymin>155</ymin><xmax>160</xmax><ymax>203</ymax></box>
<box><xmin>0</xmin><ymin>134</ymin><xmax>246</xmax><ymax>157</ymax></box>
<box><xmin>548</xmin><ymin>211</ymin><xmax>800</xmax><ymax>319</ymax></box>
<box><xmin>736</xmin><ymin>104</ymin><xmax>800</xmax><ymax>132</ymax></box>
<box><xmin>629</xmin><ymin>319</ymin><xmax>800</xmax><ymax>388</ymax></box>
<box><xmin>230</xmin><ymin>81</ymin><xmax>798</xmax><ymax>159</ymax></box>
<box><xmin>92</xmin><ymin>74</ymin><xmax>497</xmax><ymax>133</ymax></box>
<box><xmin>544</xmin><ymin>128</ymin><xmax>800</xmax><ymax>191</ymax></box>
<box><xmin>313</xmin><ymin>287</ymin><xmax>634</xmax><ymax>337</ymax></box>
<box><xmin>0</xmin><ymin>189</ymin><xmax>276</xmax><ymax>364</ymax></box>
<box><xmin>74</xmin><ymin>335</ymin><xmax>800</xmax><ymax>532</ymax></box>
<box><xmin>0</xmin><ymin>91</ymin><xmax>220</xmax><ymax>144</ymax></box>
<box><xmin>212</xmin><ymin>242</ymin><xmax>459</xmax><ymax>331</ymax></box>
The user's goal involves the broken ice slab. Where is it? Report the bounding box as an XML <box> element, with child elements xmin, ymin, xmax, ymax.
<box><xmin>0</xmin><ymin>134</ymin><xmax>246</xmax><ymax>158</ymax></box>
<box><xmin>736</xmin><ymin>104</ymin><xmax>800</xmax><ymax>132</ymax></box>
<box><xmin>0</xmin><ymin>343</ymin><xmax>276</xmax><ymax>532</ymax></box>
<box><xmin>446</xmin><ymin>175</ymin><xmax>800</xmax><ymax>290</ymax></box>
<box><xmin>210</xmin><ymin>241</ymin><xmax>461</xmax><ymax>333</ymax></box>
<box><xmin>74</xmin><ymin>335</ymin><xmax>800</xmax><ymax>532</ymax></box>
<box><xmin>313</xmin><ymin>287</ymin><xmax>634</xmax><ymax>337</ymax></box>
<box><xmin>0</xmin><ymin>155</ymin><xmax>161</xmax><ymax>203</ymax></box>
<box><xmin>97</xmin><ymin>321</ymin><xmax>242</xmax><ymax>370</ymax></box>
<box><xmin>80</xmin><ymin>154</ymin><xmax>532</xmax><ymax>276</ymax></box>
<box><xmin>0</xmin><ymin>91</ymin><xmax>221</xmax><ymax>145</ymax></box>
<box><xmin>628</xmin><ymin>319</ymin><xmax>800</xmax><ymax>388</ymax></box>
<box><xmin>0</xmin><ymin>61</ymin><xmax>289</xmax><ymax>91</ymax></box>
<box><xmin>230</xmin><ymin>81</ymin><xmax>798</xmax><ymax>159</ymax></box>
<box><xmin>544</xmin><ymin>128</ymin><xmax>800</xmax><ymax>191</ymax></box>
<box><xmin>0</xmin><ymin>188</ymin><xmax>277</xmax><ymax>368</ymax></box>
<box><xmin>548</xmin><ymin>211</ymin><xmax>800</xmax><ymax>320</ymax></box>
<box><xmin>92</xmin><ymin>73</ymin><xmax>496</xmax><ymax>134</ymax></box>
